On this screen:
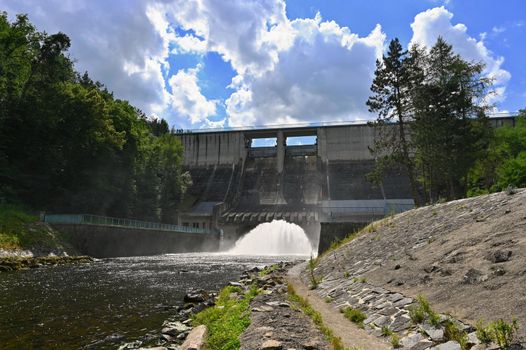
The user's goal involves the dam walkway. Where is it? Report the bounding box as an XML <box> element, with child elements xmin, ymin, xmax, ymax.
<box><xmin>43</xmin><ymin>214</ymin><xmax>213</xmax><ymax>235</ymax></box>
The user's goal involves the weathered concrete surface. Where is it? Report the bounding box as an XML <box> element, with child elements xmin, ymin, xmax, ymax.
<box><xmin>52</xmin><ymin>224</ymin><xmax>220</xmax><ymax>258</ymax></box>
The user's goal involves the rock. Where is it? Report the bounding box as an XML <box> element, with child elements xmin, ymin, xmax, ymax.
<box><xmin>181</xmin><ymin>325</ymin><xmax>207</xmax><ymax>350</ymax></box>
<box><xmin>252</xmin><ymin>305</ymin><xmax>274</xmax><ymax>312</ymax></box>
<box><xmin>386</xmin><ymin>293</ymin><xmax>404</xmax><ymax>303</ymax></box>
<box><xmin>162</xmin><ymin>321</ymin><xmax>191</xmax><ymax>336</ymax></box>
<box><xmin>463</xmin><ymin>269</ymin><xmax>488</xmax><ymax>284</ymax></box>
<box><xmin>261</xmin><ymin>339</ymin><xmax>282</xmax><ymax>350</ymax></box>
<box><xmin>390</xmin><ymin>315</ymin><xmax>411</xmax><ymax>332</ymax></box>
<box><xmin>139</xmin><ymin>347</ymin><xmax>168</xmax><ymax>350</ymax></box>
<box><xmin>485</xmin><ymin>250</ymin><xmax>512</xmax><ymax>263</ymax></box>
<box><xmin>467</xmin><ymin>331</ymin><xmax>481</xmax><ymax>345</ymax></box>
<box><xmin>411</xmin><ymin>340</ymin><xmax>434</xmax><ymax>350</ymax></box>
<box><xmin>184</xmin><ymin>291</ymin><xmax>207</xmax><ymax>303</ymax></box>
<box><xmin>401</xmin><ymin>333</ymin><xmax>424</xmax><ymax>348</ymax></box>
<box><xmin>228</xmin><ymin>281</ymin><xmax>244</xmax><ymax>288</ymax></box>
<box><xmin>422</xmin><ymin>324</ymin><xmax>444</xmax><ymax>341</ymax></box>
<box><xmin>302</xmin><ymin>340</ymin><xmax>321</xmax><ymax>349</ymax></box>
<box><xmin>430</xmin><ymin>341</ymin><xmax>461</xmax><ymax>350</ymax></box>
<box><xmin>393</xmin><ymin>297</ymin><xmax>412</xmax><ymax>307</ymax></box>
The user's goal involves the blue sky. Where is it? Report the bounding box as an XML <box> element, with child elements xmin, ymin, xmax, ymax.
<box><xmin>2</xmin><ymin>0</ymin><xmax>525</xmax><ymax>130</ymax></box>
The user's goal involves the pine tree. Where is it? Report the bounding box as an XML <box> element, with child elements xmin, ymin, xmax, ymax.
<box><xmin>367</xmin><ymin>38</ymin><xmax>421</xmax><ymax>204</ymax></box>
<box><xmin>411</xmin><ymin>37</ymin><xmax>491</xmax><ymax>201</ymax></box>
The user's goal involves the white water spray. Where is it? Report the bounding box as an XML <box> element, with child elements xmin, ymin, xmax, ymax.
<box><xmin>228</xmin><ymin>220</ymin><xmax>314</xmax><ymax>256</ymax></box>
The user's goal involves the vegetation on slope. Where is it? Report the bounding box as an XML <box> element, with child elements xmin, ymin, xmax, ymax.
<box><xmin>192</xmin><ymin>285</ymin><xmax>259</xmax><ymax>350</ymax></box>
<box><xmin>0</xmin><ymin>204</ymin><xmax>70</xmax><ymax>252</ymax></box>
<box><xmin>0</xmin><ymin>12</ymin><xmax>189</xmax><ymax>222</ymax></box>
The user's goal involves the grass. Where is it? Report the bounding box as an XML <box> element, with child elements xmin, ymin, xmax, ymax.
<box><xmin>0</xmin><ymin>204</ymin><xmax>75</xmax><ymax>253</ymax></box>
<box><xmin>341</xmin><ymin>307</ymin><xmax>367</xmax><ymax>328</ymax></box>
<box><xmin>408</xmin><ymin>295</ymin><xmax>440</xmax><ymax>327</ymax></box>
<box><xmin>390</xmin><ymin>333</ymin><xmax>401</xmax><ymax>348</ymax></box>
<box><xmin>381</xmin><ymin>326</ymin><xmax>393</xmax><ymax>337</ymax></box>
<box><xmin>476</xmin><ymin>318</ymin><xmax>519</xmax><ymax>348</ymax></box>
<box><xmin>308</xmin><ymin>256</ymin><xmax>320</xmax><ymax>289</ymax></box>
<box><xmin>192</xmin><ymin>284</ymin><xmax>259</xmax><ymax>350</ymax></box>
<box><xmin>352</xmin><ymin>276</ymin><xmax>367</xmax><ymax>283</ymax></box>
<box><xmin>443</xmin><ymin>320</ymin><xmax>469</xmax><ymax>350</ymax></box>
<box><xmin>287</xmin><ymin>284</ymin><xmax>352</xmax><ymax>350</ymax></box>
<box><xmin>258</xmin><ymin>263</ymin><xmax>279</xmax><ymax>277</ymax></box>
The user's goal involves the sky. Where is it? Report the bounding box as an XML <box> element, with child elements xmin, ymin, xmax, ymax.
<box><xmin>2</xmin><ymin>0</ymin><xmax>525</xmax><ymax>131</ymax></box>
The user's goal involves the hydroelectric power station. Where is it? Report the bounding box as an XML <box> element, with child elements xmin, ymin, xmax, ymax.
<box><xmin>175</xmin><ymin>121</ymin><xmax>417</xmax><ymax>253</ymax></box>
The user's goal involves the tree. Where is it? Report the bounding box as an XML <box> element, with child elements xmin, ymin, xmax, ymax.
<box><xmin>366</xmin><ymin>38</ymin><xmax>421</xmax><ymax>204</ymax></box>
<box><xmin>468</xmin><ymin>110</ymin><xmax>526</xmax><ymax>194</ymax></box>
<box><xmin>411</xmin><ymin>37</ymin><xmax>492</xmax><ymax>201</ymax></box>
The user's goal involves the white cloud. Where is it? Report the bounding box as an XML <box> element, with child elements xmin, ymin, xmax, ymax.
<box><xmin>169</xmin><ymin>65</ymin><xmax>218</xmax><ymax>124</ymax></box>
<box><xmin>2</xmin><ymin>0</ymin><xmax>171</xmax><ymax>116</ymax></box>
<box><xmin>410</xmin><ymin>7</ymin><xmax>511</xmax><ymax>106</ymax></box>
<box><xmin>226</xmin><ymin>18</ymin><xmax>385</xmax><ymax>126</ymax></box>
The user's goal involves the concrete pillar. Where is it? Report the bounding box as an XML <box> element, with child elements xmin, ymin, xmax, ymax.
<box><xmin>277</xmin><ymin>130</ymin><xmax>285</xmax><ymax>173</ymax></box>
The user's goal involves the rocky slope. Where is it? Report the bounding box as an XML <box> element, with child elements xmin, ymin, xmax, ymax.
<box><xmin>304</xmin><ymin>189</ymin><xmax>526</xmax><ymax>349</ymax></box>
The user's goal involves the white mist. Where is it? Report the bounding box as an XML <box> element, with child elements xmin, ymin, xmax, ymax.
<box><xmin>227</xmin><ymin>220</ymin><xmax>314</xmax><ymax>256</ymax></box>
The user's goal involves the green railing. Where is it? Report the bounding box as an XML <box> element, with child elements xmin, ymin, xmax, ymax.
<box><xmin>44</xmin><ymin>214</ymin><xmax>212</xmax><ymax>234</ymax></box>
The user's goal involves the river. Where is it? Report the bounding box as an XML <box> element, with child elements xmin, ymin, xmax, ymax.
<box><xmin>0</xmin><ymin>253</ymin><xmax>301</xmax><ymax>350</ymax></box>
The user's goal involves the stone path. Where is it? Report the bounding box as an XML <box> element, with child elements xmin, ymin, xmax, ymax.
<box><xmin>287</xmin><ymin>263</ymin><xmax>391</xmax><ymax>350</ymax></box>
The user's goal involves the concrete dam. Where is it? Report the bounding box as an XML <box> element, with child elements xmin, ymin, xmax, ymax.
<box><xmin>175</xmin><ymin>122</ymin><xmax>415</xmax><ymax>253</ymax></box>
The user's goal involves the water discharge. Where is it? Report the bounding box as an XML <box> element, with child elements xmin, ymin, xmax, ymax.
<box><xmin>228</xmin><ymin>220</ymin><xmax>314</xmax><ymax>256</ymax></box>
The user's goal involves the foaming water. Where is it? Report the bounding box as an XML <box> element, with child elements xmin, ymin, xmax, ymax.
<box><xmin>228</xmin><ymin>220</ymin><xmax>314</xmax><ymax>256</ymax></box>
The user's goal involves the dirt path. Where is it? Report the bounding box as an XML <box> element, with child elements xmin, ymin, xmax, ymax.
<box><xmin>287</xmin><ymin>263</ymin><xmax>391</xmax><ymax>350</ymax></box>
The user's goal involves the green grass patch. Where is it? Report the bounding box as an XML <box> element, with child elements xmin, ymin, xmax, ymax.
<box><xmin>476</xmin><ymin>318</ymin><xmax>519</xmax><ymax>348</ymax></box>
<box><xmin>0</xmin><ymin>204</ymin><xmax>42</xmax><ymax>250</ymax></box>
<box><xmin>443</xmin><ymin>320</ymin><xmax>469</xmax><ymax>350</ymax></box>
<box><xmin>390</xmin><ymin>333</ymin><xmax>401</xmax><ymax>348</ymax></box>
<box><xmin>258</xmin><ymin>264</ymin><xmax>280</xmax><ymax>277</ymax></box>
<box><xmin>287</xmin><ymin>284</ymin><xmax>352</xmax><ymax>350</ymax></box>
<box><xmin>341</xmin><ymin>307</ymin><xmax>367</xmax><ymax>328</ymax></box>
<box><xmin>192</xmin><ymin>284</ymin><xmax>259</xmax><ymax>350</ymax></box>
<box><xmin>408</xmin><ymin>295</ymin><xmax>440</xmax><ymax>327</ymax></box>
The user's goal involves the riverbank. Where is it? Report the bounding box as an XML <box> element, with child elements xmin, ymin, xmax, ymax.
<box><xmin>0</xmin><ymin>204</ymin><xmax>83</xmax><ymax>264</ymax></box>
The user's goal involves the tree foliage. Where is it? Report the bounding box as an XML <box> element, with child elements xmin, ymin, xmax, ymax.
<box><xmin>368</xmin><ymin>37</ymin><xmax>494</xmax><ymax>203</ymax></box>
<box><xmin>468</xmin><ymin>110</ymin><xmax>526</xmax><ymax>195</ymax></box>
<box><xmin>0</xmin><ymin>12</ymin><xmax>189</xmax><ymax>223</ymax></box>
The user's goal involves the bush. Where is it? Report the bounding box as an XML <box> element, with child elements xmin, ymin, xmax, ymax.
<box><xmin>443</xmin><ymin>320</ymin><xmax>468</xmax><ymax>350</ymax></box>
<box><xmin>478</xmin><ymin>318</ymin><xmax>519</xmax><ymax>348</ymax></box>
<box><xmin>341</xmin><ymin>307</ymin><xmax>367</xmax><ymax>328</ymax></box>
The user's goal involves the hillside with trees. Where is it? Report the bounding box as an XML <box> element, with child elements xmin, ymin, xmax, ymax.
<box><xmin>367</xmin><ymin>37</ymin><xmax>525</xmax><ymax>204</ymax></box>
<box><xmin>0</xmin><ymin>13</ymin><xmax>189</xmax><ymax>222</ymax></box>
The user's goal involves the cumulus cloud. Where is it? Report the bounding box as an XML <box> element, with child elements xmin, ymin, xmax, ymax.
<box><xmin>1</xmin><ymin>0</ymin><xmax>172</xmax><ymax>115</ymax></box>
<box><xmin>2</xmin><ymin>1</ymin><xmax>512</xmax><ymax>127</ymax></box>
<box><xmin>169</xmin><ymin>65</ymin><xmax>218</xmax><ymax>124</ymax></box>
<box><xmin>226</xmin><ymin>17</ymin><xmax>385</xmax><ymax>126</ymax></box>
<box><xmin>410</xmin><ymin>7</ymin><xmax>511</xmax><ymax>105</ymax></box>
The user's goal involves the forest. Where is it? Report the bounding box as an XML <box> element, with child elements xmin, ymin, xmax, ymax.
<box><xmin>367</xmin><ymin>38</ymin><xmax>526</xmax><ymax>204</ymax></box>
<box><xmin>0</xmin><ymin>13</ymin><xmax>189</xmax><ymax>223</ymax></box>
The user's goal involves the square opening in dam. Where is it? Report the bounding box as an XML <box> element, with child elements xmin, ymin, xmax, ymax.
<box><xmin>286</xmin><ymin>135</ymin><xmax>317</xmax><ymax>146</ymax></box>
<box><xmin>251</xmin><ymin>137</ymin><xmax>277</xmax><ymax>148</ymax></box>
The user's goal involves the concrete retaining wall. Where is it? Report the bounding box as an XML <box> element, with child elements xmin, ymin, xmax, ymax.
<box><xmin>53</xmin><ymin>224</ymin><xmax>220</xmax><ymax>258</ymax></box>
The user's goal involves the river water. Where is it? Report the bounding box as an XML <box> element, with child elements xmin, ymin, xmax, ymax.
<box><xmin>0</xmin><ymin>253</ymin><xmax>302</xmax><ymax>350</ymax></box>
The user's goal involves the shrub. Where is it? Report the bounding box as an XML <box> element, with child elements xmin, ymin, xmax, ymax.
<box><xmin>381</xmin><ymin>326</ymin><xmax>393</xmax><ymax>336</ymax></box>
<box><xmin>390</xmin><ymin>333</ymin><xmax>401</xmax><ymax>348</ymax></box>
<box><xmin>341</xmin><ymin>307</ymin><xmax>367</xmax><ymax>328</ymax></box>
<box><xmin>443</xmin><ymin>320</ymin><xmax>468</xmax><ymax>350</ymax></box>
<box><xmin>490</xmin><ymin>318</ymin><xmax>518</xmax><ymax>348</ymax></box>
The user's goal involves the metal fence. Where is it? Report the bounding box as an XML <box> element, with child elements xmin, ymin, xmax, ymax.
<box><xmin>44</xmin><ymin>214</ymin><xmax>212</xmax><ymax>234</ymax></box>
<box><xmin>320</xmin><ymin>202</ymin><xmax>415</xmax><ymax>221</ymax></box>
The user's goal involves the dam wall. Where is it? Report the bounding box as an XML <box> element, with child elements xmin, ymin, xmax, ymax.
<box><xmin>175</xmin><ymin>122</ymin><xmax>413</xmax><ymax>253</ymax></box>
